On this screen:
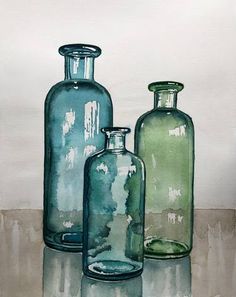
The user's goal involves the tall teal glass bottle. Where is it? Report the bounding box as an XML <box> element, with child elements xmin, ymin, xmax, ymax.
<box><xmin>44</xmin><ymin>44</ymin><xmax>113</xmax><ymax>252</ymax></box>
<box><xmin>83</xmin><ymin>127</ymin><xmax>145</xmax><ymax>280</ymax></box>
<box><xmin>135</xmin><ymin>81</ymin><xmax>194</xmax><ymax>259</ymax></box>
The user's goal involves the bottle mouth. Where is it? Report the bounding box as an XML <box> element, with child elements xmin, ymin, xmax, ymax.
<box><xmin>148</xmin><ymin>81</ymin><xmax>184</xmax><ymax>92</ymax></box>
<box><xmin>101</xmin><ymin>127</ymin><xmax>131</xmax><ymax>135</ymax></box>
<box><xmin>58</xmin><ymin>44</ymin><xmax>101</xmax><ymax>58</ymax></box>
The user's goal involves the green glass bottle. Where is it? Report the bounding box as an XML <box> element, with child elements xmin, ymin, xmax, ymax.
<box><xmin>135</xmin><ymin>81</ymin><xmax>194</xmax><ymax>259</ymax></box>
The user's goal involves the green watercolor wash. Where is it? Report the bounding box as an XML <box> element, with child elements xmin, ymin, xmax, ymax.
<box><xmin>135</xmin><ymin>81</ymin><xmax>194</xmax><ymax>259</ymax></box>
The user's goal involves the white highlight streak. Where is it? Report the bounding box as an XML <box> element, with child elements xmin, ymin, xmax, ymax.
<box><xmin>63</xmin><ymin>109</ymin><xmax>75</xmax><ymax>136</ymax></box>
<box><xmin>73</xmin><ymin>58</ymin><xmax>79</xmax><ymax>74</ymax></box>
<box><xmin>84</xmin><ymin>101</ymin><xmax>100</xmax><ymax>141</ymax></box>
<box><xmin>168</xmin><ymin>212</ymin><xmax>176</xmax><ymax>224</ymax></box>
<box><xmin>118</xmin><ymin>165</ymin><xmax>136</xmax><ymax>177</ymax></box>
<box><xmin>65</xmin><ymin>147</ymin><xmax>77</xmax><ymax>169</ymax></box>
<box><xmin>127</xmin><ymin>215</ymin><xmax>132</xmax><ymax>224</ymax></box>
<box><xmin>63</xmin><ymin>221</ymin><xmax>74</xmax><ymax>228</ymax></box>
<box><xmin>169</xmin><ymin>125</ymin><xmax>186</xmax><ymax>137</ymax></box>
<box><xmin>151</xmin><ymin>154</ymin><xmax>157</xmax><ymax>168</ymax></box>
<box><xmin>169</xmin><ymin>187</ymin><xmax>182</xmax><ymax>202</ymax></box>
<box><xmin>83</xmin><ymin>145</ymin><xmax>96</xmax><ymax>157</ymax></box>
<box><xmin>96</xmin><ymin>162</ymin><xmax>108</xmax><ymax>174</ymax></box>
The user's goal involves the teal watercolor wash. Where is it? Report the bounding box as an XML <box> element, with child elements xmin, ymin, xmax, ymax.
<box><xmin>83</xmin><ymin>127</ymin><xmax>145</xmax><ymax>280</ymax></box>
<box><xmin>135</xmin><ymin>81</ymin><xmax>194</xmax><ymax>259</ymax></box>
<box><xmin>81</xmin><ymin>275</ymin><xmax>142</xmax><ymax>297</ymax></box>
<box><xmin>43</xmin><ymin>44</ymin><xmax>113</xmax><ymax>252</ymax></box>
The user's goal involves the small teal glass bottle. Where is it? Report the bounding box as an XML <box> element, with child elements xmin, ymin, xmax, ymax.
<box><xmin>83</xmin><ymin>127</ymin><xmax>145</xmax><ymax>280</ymax></box>
<box><xmin>135</xmin><ymin>81</ymin><xmax>194</xmax><ymax>259</ymax></box>
<box><xmin>44</xmin><ymin>44</ymin><xmax>113</xmax><ymax>252</ymax></box>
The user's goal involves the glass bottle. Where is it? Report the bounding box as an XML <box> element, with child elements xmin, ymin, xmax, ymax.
<box><xmin>135</xmin><ymin>81</ymin><xmax>194</xmax><ymax>258</ymax></box>
<box><xmin>83</xmin><ymin>127</ymin><xmax>145</xmax><ymax>280</ymax></box>
<box><xmin>44</xmin><ymin>44</ymin><xmax>113</xmax><ymax>252</ymax></box>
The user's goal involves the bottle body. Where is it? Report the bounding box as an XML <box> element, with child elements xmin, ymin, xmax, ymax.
<box><xmin>83</xmin><ymin>128</ymin><xmax>145</xmax><ymax>280</ymax></box>
<box><xmin>135</xmin><ymin>82</ymin><xmax>194</xmax><ymax>258</ymax></box>
<box><xmin>44</xmin><ymin>45</ymin><xmax>113</xmax><ymax>252</ymax></box>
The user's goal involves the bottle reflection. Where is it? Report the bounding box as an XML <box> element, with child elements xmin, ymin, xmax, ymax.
<box><xmin>143</xmin><ymin>256</ymin><xmax>191</xmax><ymax>297</ymax></box>
<box><xmin>43</xmin><ymin>246</ymin><xmax>82</xmax><ymax>297</ymax></box>
<box><xmin>81</xmin><ymin>274</ymin><xmax>143</xmax><ymax>297</ymax></box>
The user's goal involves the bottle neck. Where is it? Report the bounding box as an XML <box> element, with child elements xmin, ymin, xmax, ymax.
<box><xmin>64</xmin><ymin>56</ymin><xmax>94</xmax><ymax>80</ymax></box>
<box><xmin>106</xmin><ymin>133</ymin><xmax>126</xmax><ymax>151</ymax></box>
<box><xmin>154</xmin><ymin>90</ymin><xmax>178</xmax><ymax>109</ymax></box>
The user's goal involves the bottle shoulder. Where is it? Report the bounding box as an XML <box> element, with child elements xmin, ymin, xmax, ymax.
<box><xmin>125</xmin><ymin>150</ymin><xmax>145</xmax><ymax>167</ymax></box>
<box><xmin>136</xmin><ymin>108</ymin><xmax>193</xmax><ymax>127</ymax></box>
<box><xmin>85</xmin><ymin>149</ymin><xmax>145</xmax><ymax>168</ymax></box>
<box><xmin>176</xmin><ymin>109</ymin><xmax>194</xmax><ymax>127</ymax></box>
<box><xmin>45</xmin><ymin>79</ymin><xmax>112</xmax><ymax>103</ymax></box>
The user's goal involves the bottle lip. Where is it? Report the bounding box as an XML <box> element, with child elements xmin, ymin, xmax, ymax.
<box><xmin>101</xmin><ymin>127</ymin><xmax>131</xmax><ymax>134</ymax></box>
<box><xmin>148</xmin><ymin>81</ymin><xmax>184</xmax><ymax>92</ymax></box>
<box><xmin>58</xmin><ymin>44</ymin><xmax>101</xmax><ymax>58</ymax></box>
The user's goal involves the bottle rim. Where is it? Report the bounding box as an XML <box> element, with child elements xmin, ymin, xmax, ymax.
<box><xmin>101</xmin><ymin>127</ymin><xmax>131</xmax><ymax>134</ymax></box>
<box><xmin>148</xmin><ymin>81</ymin><xmax>184</xmax><ymax>92</ymax></box>
<box><xmin>58</xmin><ymin>44</ymin><xmax>101</xmax><ymax>58</ymax></box>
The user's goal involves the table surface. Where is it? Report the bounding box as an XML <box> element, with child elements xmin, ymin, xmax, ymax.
<box><xmin>0</xmin><ymin>209</ymin><xmax>235</xmax><ymax>297</ymax></box>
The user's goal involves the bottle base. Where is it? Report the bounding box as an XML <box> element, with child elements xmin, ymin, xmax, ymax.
<box><xmin>84</xmin><ymin>260</ymin><xmax>143</xmax><ymax>281</ymax></box>
<box><xmin>44</xmin><ymin>231</ymin><xmax>82</xmax><ymax>252</ymax></box>
<box><xmin>144</xmin><ymin>238</ymin><xmax>191</xmax><ymax>259</ymax></box>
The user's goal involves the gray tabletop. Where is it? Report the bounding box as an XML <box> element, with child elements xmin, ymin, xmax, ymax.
<box><xmin>0</xmin><ymin>209</ymin><xmax>235</xmax><ymax>297</ymax></box>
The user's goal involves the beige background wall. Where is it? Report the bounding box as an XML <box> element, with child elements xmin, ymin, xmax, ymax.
<box><xmin>0</xmin><ymin>0</ymin><xmax>236</xmax><ymax>209</ymax></box>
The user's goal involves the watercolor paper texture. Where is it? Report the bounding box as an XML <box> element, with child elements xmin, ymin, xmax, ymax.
<box><xmin>0</xmin><ymin>1</ymin><xmax>235</xmax><ymax>296</ymax></box>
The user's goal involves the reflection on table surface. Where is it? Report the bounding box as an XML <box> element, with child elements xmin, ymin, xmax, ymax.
<box><xmin>43</xmin><ymin>246</ymin><xmax>191</xmax><ymax>297</ymax></box>
<box><xmin>81</xmin><ymin>273</ymin><xmax>142</xmax><ymax>297</ymax></box>
<box><xmin>143</xmin><ymin>256</ymin><xmax>191</xmax><ymax>297</ymax></box>
<box><xmin>43</xmin><ymin>247</ymin><xmax>82</xmax><ymax>297</ymax></box>
<box><xmin>0</xmin><ymin>210</ymin><xmax>235</xmax><ymax>297</ymax></box>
